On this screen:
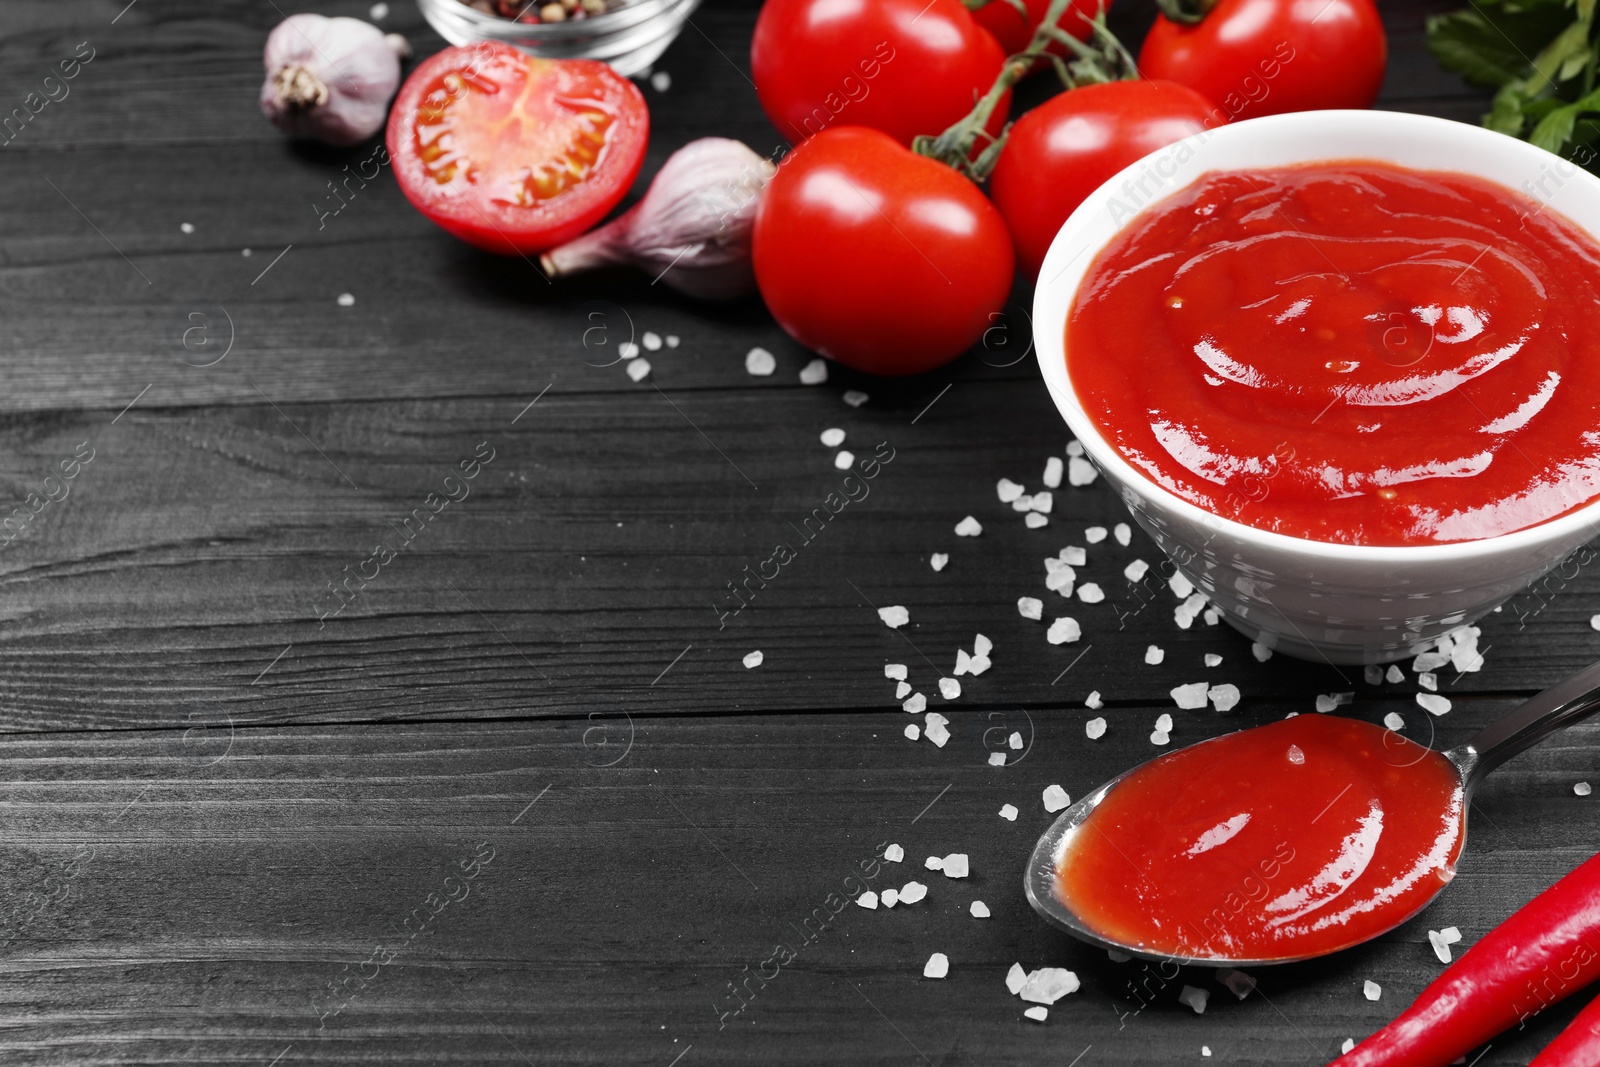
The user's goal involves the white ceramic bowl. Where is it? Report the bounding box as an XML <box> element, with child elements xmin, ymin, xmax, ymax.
<box><xmin>1034</xmin><ymin>109</ymin><xmax>1600</xmax><ymax>665</ymax></box>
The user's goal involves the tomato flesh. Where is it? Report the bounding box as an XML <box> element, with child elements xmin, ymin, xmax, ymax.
<box><xmin>388</xmin><ymin>43</ymin><xmax>648</xmax><ymax>255</ymax></box>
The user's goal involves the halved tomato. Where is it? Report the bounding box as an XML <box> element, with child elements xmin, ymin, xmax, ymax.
<box><xmin>387</xmin><ymin>42</ymin><xmax>649</xmax><ymax>255</ymax></box>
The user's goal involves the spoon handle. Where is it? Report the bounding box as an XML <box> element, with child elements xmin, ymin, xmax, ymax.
<box><xmin>1458</xmin><ymin>657</ymin><xmax>1600</xmax><ymax>789</ymax></box>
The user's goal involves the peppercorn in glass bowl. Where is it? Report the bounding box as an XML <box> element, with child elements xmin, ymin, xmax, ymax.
<box><xmin>416</xmin><ymin>0</ymin><xmax>702</xmax><ymax>76</ymax></box>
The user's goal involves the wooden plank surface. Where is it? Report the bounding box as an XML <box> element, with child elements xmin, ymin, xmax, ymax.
<box><xmin>1</xmin><ymin>0</ymin><xmax>1598</xmax><ymax>1064</ymax></box>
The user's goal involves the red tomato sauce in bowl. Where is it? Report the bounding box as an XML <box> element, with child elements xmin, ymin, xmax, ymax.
<box><xmin>1066</xmin><ymin>162</ymin><xmax>1600</xmax><ymax>546</ymax></box>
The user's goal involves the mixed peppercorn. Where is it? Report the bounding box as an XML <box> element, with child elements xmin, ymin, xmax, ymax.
<box><xmin>460</xmin><ymin>0</ymin><xmax>615</xmax><ymax>22</ymax></box>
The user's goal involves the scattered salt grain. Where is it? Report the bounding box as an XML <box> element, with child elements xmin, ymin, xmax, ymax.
<box><xmin>1175</xmin><ymin>593</ymin><xmax>1209</xmax><ymax>629</ymax></box>
<box><xmin>1171</xmin><ymin>683</ymin><xmax>1209</xmax><ymax>710</ymax></box>
<box><xmin>925</xmin><ymin>855</ymin><xmax>943</xmax><ymax>871</ymax></box>
<box><xmin>1077</xmin><ymin>583</ymin><xmax>1105</xmax><ymax>604</ymax></box>
<box><xmin>975</xmin><ymin>634</ymin><xmax>992</xmax><ymax>657</ymax></box>
<box><xmin>742</xmin><ymin>650</ymin><xmax>763</xmax><ymax>668</ymax></box>
<box><xmin>1218</xmin><ymin>969</ymin><xmax>1256</xmax><ymax>1000</ymax></box>
<box><xmin>1384</xmin><ymin>712</ymin><xmax>1405</xmax><ymax>731</ymax></box>
<box><xmin>1085</xmin><ymin>691</ymin><xmax>1103</xmax><ymax>710</ymax></box>
<box><xmin>931</xmin><ymin>553</ymin><xmax>949</xmax><ymax>572</ymax></box>
<box><xmin>970</xmin><ymin>900</ymin><xmax>990</xmax><ymax>918</ymax></box>
<box><xmin>939</xmin><ymin>677</ymin><xmax>961</xmax><ymax>700</ymax></box>
<box><xmin>1085</xmin><ymin>526</ymin><xmax>1108</xmax><ymax>544</ymax></box>
<box><xmin>1145</xmin><ymin>645</ymin><xmax>1165</xmax><ymax>666</ymax></box>
<box><xmin>1047</xmin><ymin>617</ymin><xmax>1082</xmax><ymax>645</ymax></box>
<box><xmin>1114</xmin><ymin>523</ymin><xmax>1132</xmax><ymax>546</ymax></box>
<box><xmin>1019</xmin><ymin>968</ymin><xmax>1079</xmax><ymax>1004</ymax></box>
<box><xmin>1341</xmin><ymin>1039</ymin><xmax>1356</xmax><ymax>1055</ymax></box>
<box><xmin>988</xmin><ymin>752</ymin><xmax>1006</xmax><ymax>766</ymax></box>
<box><xmin>1592</xmin><ymin>614</ymin><xmax>1600</xmax><ymax>631</ymax></box>
<box><xmin>1066</xmin><ymin>440</ymin><xmax>1084</xmax><ymax>457</ymax></box>
<box><xmin>1251</xmin><ymin>643</ymin><xmax>1273</xmax><ymax>662</ymax></box>
<box><xmin>1012</xmin><ymin>494</ymin><xmax>1035</xmax><ymax>513</ymax></box>
<box><xmin>955</xmin><ymin>649</ymin><xmax>971</xmax><ymax>676</ymax></box>
<box><xmin>1364</xmin><ymin>665</ymin><xmax>1384</xmax><ymax>685</ymax></box>
<box><xmin>1085</xmin><ymin>717</ymin><xmax>1107</xmax><ymax>739</ymax></box>
<box><xmin>1178</xmin><ymin>986</ymin><xmax>1209</xmax><ymax>1014</ymax></box>
<box><xmin>1125</xmin><ymin>559</ymin><xmax>1149</xmax><ymax>582</ymax></box>
<box><xmin>1205</xmin><ymin>654</ymin><xmax>1223</xmax><ymax>667</ymax></box>
<box><xmin>1155</xmin><ymin>714</ymin><xmax>1174</xmax><ymax>732</ymax></box>
<box><xmin>900</xmin><ymin>881</ymin><xmax>928</xmax><ymax>904</ymax></box>
<box><xmin>1031</xmin><ymin>492</ymin><xmax>1054</xmax><ymax>513</ymax></box>
<box><xmin>903</xmin><ymin>693</ymin><xmax>926</xmax><ymax>713</ymax></box>
<box><xmin>923</xmin><ymin>953</ymin><xmax>949</xmax><ymax>979</ymax></box>
<box><xmin>1203</xmin><ymin>608</ymin><xmax>1220</xmax><ymax>626</ymax></box>
<box><xmin>1024</xmin><ymin>1006</ymin><xmax>1048</xmax><ymax>1022</ymax></box>
<box><xmin>1419</xmin><ymin>671</ymin><xmax>1437</xmax><ymax>691</ymax></box>
<box><xmin>1315</xmin><ymin>694</ymin><xmax>1339</xmax><ymax>713</ymax></box>
<box><xmin>969</xmin><ymin>655</ymin><xmax>992</xmax><ymax>676</ymax></box>
<box><xmin>925</xmin><ymin>720</ymin><xmax>950</xmax><ymax>747</ymax></box>
<box><xmin>842</xmin><ymin>389</ymin><xmax>868</xmax><ymax>407</ymax></box>
<box><xmin>999</xmin><ymin>803</ymin><xmax>1018</xmax><ymax>821</ymax></box>
<box><xmin>627</xmin><ymin>358</ymin><xmax>651</xmax><ymax>382</ymax></box>
<box><xmin>641</xmin><ymin>332</ymin><xmax>662</xmax><ymax>351</ymax></box>
<box><xmin>618</xmin><ymin>341</ymin><xmax>640</xmax><ymax>359</ymax></box>
<box><xmin>1417</xmin><ymin>693</ymin><xmax>1452</xmax><ymax>716</ymax></box>
<box><xmin>881</xmin><ymin>888</ymin><xmax>899</xmax><ymax>908</ymax></box>
<box><xmin>1208</xmin><ymin>684</ymin><xmax>1241</xmax><ymax>712</ymax></box>
<box><xmin>369</xmin><ymin>2</ymin><xmax>389</xmax><ymax>17</ymax></box>
<box><xmin>1025</xmin><ymin>512</ymin><xmax>1049</xmax><ymax>529</ymax></box>
<box><xmin>1068</xmin><ymin>457</ymin><xmax>1098</xmax><ymax>486</ymax></box>
<box><xmin>820</xmin><ymin>427</ymin><xmax>846</xmax><ymax>447</ymax></box>
<box><xmin>1151</xmin><ymin>729</ymin><xmax>1171</xmax><ymax>746</ymax></box>
<box><xmin>1043</xmin><ymin>457</ymin><xmax>1064</xmax><ymax>489</ymax></box>
<box><xmin>666</xmin><ymin>335</ymin><xmax>681</xmax><ymax>348</ymax></box>
<box><xmin>904</xmin><ymin>724</ymin><xmax>919</xmax><ymax>741</ymax></box>
<box><xmin>180</xmin><ymin>222</ymin><xmax>194</xmax><ymax>234</ymax></box>
<box><xmin>943</xmin><ymin>854</ymin><xmax>969</xmax><ymax>878</ymax></box>
<box><xmin>1428</xmin><ymin>928</ymin><xmax>1459</xmax><ymax>963</ymax></box>
<box><xmin>1386</xmin><ymin>664</ymin><xmax>1405</xmax><ymax>684</ymax></box>
<box><xmin>799</xmin><ymin>358</ymin><xmax>828</xmax><ymax>384</ymax></box>
<box><xmin>1412</xmin><ymin>651</ymin><xmax>1450</xmax><ymax>672</ymax></box>
<box><xmin>854</xmin><ymin>891</ymin><xmax>879</xmax><ymax>910</ymax></box>
<box><xmin>336</xmin><ymin>292</ymin><xmax>355</xmax><ymax>307</ymax></box>
<box><xmin>997</xmin><ymin>478</ymin><xmax>1025</xmax><ymax>503</ymax></box>
<box><xmin>878</xmin><ymin>605</ymin><xmax>909</xmax><ymax>629</ymax></box>
<box><xmin>1062</xmin><ymin>546</ymin><xmax>1087</xmax><ymax>566</ymax></box>
<box><xmin>744</xmin><ymin>347</ymin><xmax>775</xmax><ymax>375</ymax></box>
<box><xmin>1008</xmin><ymin>731</ymin><xmax>1023</xmax><ymax>750</ymax></box>
<box><xmin>884</xmin><ymin>844</ymin><xmax>903</xmax><ymax>862</ymax></box>
<box><xmin>1018</xmin><ymin>597</ymin><xmax>1043</xmax><ymax>620</ymax></box>
<box><xmin>1578</xmin><ymin>782</ymin><xmax>1593</xmax><ymax>796</ymax></box>
<box><xmin>1203</xmin><ymin>1048</ymin><xmax>1212</xmax><ymax>1058</ymax></box>
<box><xmin>1006</xmin><ymin>964</ymin><xmax>1028</xmax><ymax>994</ymax></box>
<box><xmin>650</xmin><ymin>70</ymin><xmax>672</xmax><ymax>91</ymax></box>
<box><xmin>1168</xmin><ymin>573</ymin><xmax>1194</xmax><ymax>600</ymax></box>
<box><xmin>1363</xmin><ymin>980</ymin><xmax>1381</xmax><ymax>1001</ymax></box>
<box><xmin>1042</xmin><ymin>784</ymin><xmax>1071</xmax><ymax>812</ymax></box>
<box><xmin>885</xmin><ymin>664</ymin><xmax>907</xmax><ymax>681</ymax></box>
<box><xmin>955</xmin><ymin>516</ymin><xmax>983</xmax><ymax>537</ymax></box>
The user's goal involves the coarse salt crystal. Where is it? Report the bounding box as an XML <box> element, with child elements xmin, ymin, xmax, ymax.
<box><xmin>1145</xmin><ymin>645</ymin><xmax>1165</xmax><ymax>665</ymax></box>
<box><xmin>926</xmin><ymin>721</ymin><xmax>950</xmax><ymax>747</ymax></box>
<box><xmin>1006</xmin><ymin>963</ymin><xmax>1027</xmax><ymax>994</ymax></box>
<box><xmin>884</xmin><ymin>844</ymin><xmax>903</xmax><ymax>862</ymax></box>
<box><xmin>1441</xmin><ymin>927</ymin><xmax>1461</xmax><ymax>944</ymax></box>
<box><xmin>1342</xmin><ymin>1039</ymin><xmax>1355</xmax><ymax>1055</ymax></box>
<box><xmin>904</xmin><ymin>724</ymin><xmax>920</xmax><ymax>741</ymax></box>
<box><xmin>1218</xmin><ymin>970</ymin><xmax>1256</xmax><ymax>1000</ymax></box>
<box><xmin>997</xmin><ymin>478</ymin><xmax>1025</xmax><ymax>503</ymax></box>
<box><xmin>742</xmin><ymin>650</ymin><xmax>763</xmax><ymax>668</ymax></box>
<box><xmin>1417</xmin><ymin>693</ymin><xmax>1452</xmax><ymax>716</ymax></box>
<box><xmin>1125</xmin><ymin>559</ymin><xmax>1149</xmax><ymax>582</ymax></box>
<box><xmin>1085</xmin><ymin>691</ymin><xmax>1103</xmax><ymax>710</ymax></box>
<box><xmin>939</xmin><ymin>677</ymin><xmax>961</xmax><ymax>700</ymax></box>
<box><xmin>943</xmin><ymin>854</ymin><xmax>969</xmax><ymax>878</ymax></box>
<box><xmin>642</xmin><ymin>331</ymin><xmax>662</xmax><ymax>350</ymax></box>
<box><xmin>1203</xmin><ymin>1048</ymin><xmax>1212</xmax><ymax>1057</ymax></box>
<box><xmin>1363</xmin><ymin>980</ymin><xmax>1381</xmax><ymax>1001</ymax></box>
<box><xmin>1178</xmin><ymin>986</ymin><xmax>1209</xmax><ymax>1014</ymax></box>
<box><xmin>1315</xmin><ymin>694</ymin><xmax>1339</xmax><ymax>713</ymax></box>
<box><xmin>895</xmin><ymin>681</ymin><xmax>911</xmax><ymax>698</ymax></box>
<box><xmin>1203</xmin><ymin>608</ymin><xmax>1220</xmax><ymax>626</ymax></box>
<box><xmin>843</xmin><ymin>389</ymin><xmax>868</xmax><ymax>407</ymax></box>
<box><xmin>1008</xmin><ymin>731</ymin><xmax>1023</xmax><ymax>750</ymax></box>
<box><xmin>1085</xmin><ymin>717</ymin><xmax>1107</xmax><ymax>739</ymax></box>
<box><xmin>1419</xmin><ymin>671</ymin><xmax>1437</xmax><ymax>691</ymax></box>
<box><xmin>1114</xmin><ymin>523</ymin><xmax>1132</xmax><ymax>546</ymax></box>
<box><xmin>1384</xmin><ymin>712</ymin><xmax>1405</xmax><ymax>731</ymax></box>
<box><xmin>1012</xmin><ymin>494</ymin><xmax>1034</xmax><ymax>513</ymax></box>
<box><xmin>744</xmin><ymin>347</ymin><xmax>775</xmax><ymax>375</ymax></box>
<box><xmin>1062</xmin><ymin>546</ymin><xmax>1087</xmax><ymax>566</ymax></box>
<box><xmin>903</xmin><ymin>693</ymin><xmax>926</xmax><ymax>713</ymax></box>
<box><xmin>627</xmin><ymin>358</ymin><xmax>651</xmax><ymax>382</ymax></box>
<box><xmin>1169</xmin><ymin>571</ymin><xmax>1195</xmax><ymax>598</ymax></box>
<box><xmin>666</xmin><ymin>335</ymin><xmax>680</xmax><ymax>348</ymax></box>
<box><xmin>1043</xmin><ymin>457</ymin><xmax>1063</xmax><ymax>489</ymax></box>
<box><xmin>1077</xmin><ymin>583</ymin><xmax>1104</xmax><ymax>604</ymax></box>
<box><xmin>1578</xmin><ymin>782</ymin><xmax>1593</xmax><ymax>796</ymax></box>
<box><xmin>1592</xmin><ymin>614</ymin><xmax>1600</xmax><ymax>632</ymax></box>
<box><xmin>955</xmin><ymin>649</ymin><xmax>972</xmax><ymax>676</ymax></box>
<box><xmin>336</xmin><ymin>292</ymin><xmax>355</xmax><ymax>307</ymax></box>
<box><xmin>1019</xmin><ymin>968</ymin><xmax>1079</xmax><ymax>1004</ymax></box>
<box><xmin>650</xmin><ymin>70</ymin><xmax>672</xmax><ymax>91</ymax></box>
<box><xmin>1031</xmin><ymin>492</ymin><xmax>1053</xmax><ymax>513</ymax></box>
<box><xmin>885</xmin><ymin>664</ymin><xmax>907</xmax><ymax>680</ymax></box>
<box><xmin>1151</xmin><ymin>729</ymin><xmax>1170</xmax><ymax>745</ymax></box>
<box><xmin>1204</xmin><ymin>654</ymin><xmax>1223</xmax><ymax>667</ymax></box>
<box><xmin>180</xmin><ymin>222</ymin><xmax>195</xmax><ymax>234</ymax></box>
<box><xmin>970</xmin><ymin>900</ymin><xmax>990</xmax><ymax>918</ymax></box>
<box><xmin>925</xmin><ymin>855</ymin><xmax>943</xmax><ymax>871</ymax></box>
<box><xmin>974</xmin><ymin>634</ymin><xmax>992</xmax><ymax>657</ymax></box>
<box><xmin>1365</xmin><ymin>665</ymin><xmax>1384</xmax><ymax>685</ymax></box>
<box><xmin>900</xmin><ymin>881</ymin><xmax>927</xmax><ymax>904</ymax></box>
<box><xmin>820</xmin><ymin>427</ymin><xmax>845</xmax><ymax>447</ymax></box>
<box><xmin>1155</xmin><ymin>713</ymin><xmax>1174</xmax><ymax>732</ymax></box>
<box><xmin>878</xmin><ymin>605</ymin><xmax>909</xmax><ymax>628</ymax></box>
<box><xmin>1018</xmin><ymin>597</ymin><xmax>1043</xmax><ymax>620</ymax></box>
<box><xmin>999</xmin><ymin>803</ymin><xmax>1018</xmax><ymax>821</ymax></box>
<box><xmin>1066</xmin><ymin>440</ymin><xmax>1084</xmax><ymax>457</ymax></box>
<box><xmin>969</xmin><ymin>655</ymin><xmax>992</xmax><ymax>675</ymax></box>
<box><xmin>923</xmin><ymin>953</ymin><xmax>949</xmax><ymax>980</ymax></box>
<box><xmin>955</xmin><ymin>515</ymin><xmax>983</xmax><ymax>537</ymax></box>
<box><xmin>1171</xmin><ymin>683</ymin><xmax>1208</xmax><ymax>710</ymax></box>
<box><xmin>1412</xmin><ymin>651</ymin><xmax>1450</xmax><ymax>672</ymax></box>
<box><xmin>1085</xmin><ymin>526</ymin><xmax>1108</xmax><ymax>544</ymax></box>
<box><xmin>1024</xmin><ymin>512</ymin><xmax>1049</xmax><ymax>529</ymax></box>
<box><xmin>881</xmin><ymin>888</ymin><xmax>899</xmax><ymax>908</ymax></box>
<box><xmin>988</xmin><ymin>752</ymin><xmax>1006</xmax><ymax>766</ymax></box>
<box><xmin>1024</xmin><ymin>1006</ymin><xmax>1048</xmax><ymax>1022</ymax></box>
<box><xmin>1251</xmin><ymin>643</ymin><xmax>1273</xmax><ymax>662</ymax></box>
<box><xmin>799</xmin><ymin>358</ymin><xmax>828</xmax><ymax>384</ymax></box>
<box><xmin>856</xmin><ymin>891</ymin><xmax>878</xmax><ymax>909</ymax></box>
<box><xmin>931</xmin><ymin>553</ymin><xmax>949</xmax><ymax>572</ymax></box>
<box><xmin>1068</xmin><ymin>457</ymin><xmax>1098</xmax><ymax>486</ymax></box>
<box><xmin>1208</xmin><ymin>684</ymin><xmax>1241</xmax><ymax>712</ymax></box>
<box><xmin>1428</xmin><ymin>929</ymin><xmax>1453</xmax><ymax>963</ymax></box>
<box><xmin>1042</xmin><ymin>784</ymin><xmax>1071</xmax><ymax>812</ymax></box>
<box><xmin>1047</xmin><ymin>617</ymin><xmax>1081</xmax><ymax>645</ymax></box>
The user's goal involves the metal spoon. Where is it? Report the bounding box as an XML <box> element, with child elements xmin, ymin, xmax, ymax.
<box><xmin>1024</xmin><ymin>658</ymin><xmax>1600</xmax><ymax>968</ymax></box>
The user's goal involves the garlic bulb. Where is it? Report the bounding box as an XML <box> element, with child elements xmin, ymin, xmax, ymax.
<box><xmin>260</xmin><ymin>15</ymin><xmax>409</xmax><ymax>147</ymax></box>
<box><xmin>541</xmin><ymin>138</ymin><xmax>777</xmax><ymax>301</ymax></box>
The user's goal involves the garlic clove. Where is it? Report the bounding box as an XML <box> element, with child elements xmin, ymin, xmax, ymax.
<box><xmin>260</xmin><ymin>14</ymin><xmax>406</xmax><ymax>147</ymax></box>
<box><xmin>541</xmin><ymin>138</ymin><xmax>776</xmax><ymax>300</ymax></box>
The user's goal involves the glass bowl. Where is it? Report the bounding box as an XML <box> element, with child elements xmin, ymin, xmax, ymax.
<box><xmin>416</xmin><ymin>0</ymin><xmax>704</xmax><ymax>76</ymax></box>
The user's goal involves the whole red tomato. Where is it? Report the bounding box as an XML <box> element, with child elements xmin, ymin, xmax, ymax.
<box><xmin>973</xmin><ymin>0</ymin><xmax>1105</xmax><ymax>56</ymax></box>
<box><xmin>989</xmin><ymin>80</ymin><xmax>1218</xmax><ymax>281</ymax></box>
<box><xmin>753</xmin><ymin>127</ymin><xmax>1014</xmax><ymax>376</ymax></box>
<box><xmin>750</xmin><ymin>0</ymin><xmax>1009</xmax><ymax>149</ymax></box>
<box><xmin>1139</xmin><ymin>0</ymin><xmax>1387</xmax><ymax>121</ymax></box>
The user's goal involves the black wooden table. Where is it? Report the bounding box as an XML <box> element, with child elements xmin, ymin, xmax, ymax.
<box><xmin>1</xmin><ymin>0</ymin><xmax>1595</xmax><ymax>1064</ymax></box>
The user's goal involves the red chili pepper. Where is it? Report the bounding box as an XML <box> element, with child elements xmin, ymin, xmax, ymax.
<box><xmin>1330</xmin><ymin>851</ymin><xmax>1600</xmax><ymax>1067</ymax></box>
<box><xmin>1530</xmin><ymin>989</ymin><xmax>1600</xmax><ymax>1066</ymax></box>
